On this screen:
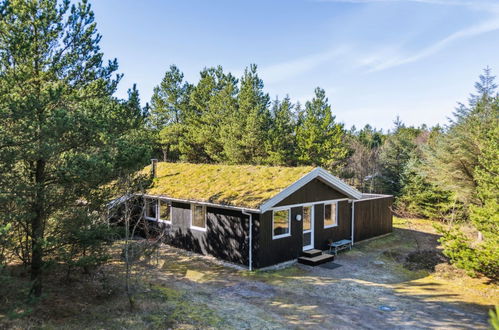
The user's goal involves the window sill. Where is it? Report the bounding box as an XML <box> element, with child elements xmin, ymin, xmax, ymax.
<box><xmin>324</xmin><ymin>224</ymin><xmax>338</xmax><ymax>229</ymax></box>
<box><xmin>272</xmin><ymin>233</ymin><xmax>291</xmax><ymax>240</ymax></box>
<box><xmin>158</xmin><ymin>219</ymin><xmax>172</xmax><ymax>224</ymax></box>
<box><xmin>190</xmin><ymin>226</ymin><xmax>207</xmax><ymax>232</ymax></box>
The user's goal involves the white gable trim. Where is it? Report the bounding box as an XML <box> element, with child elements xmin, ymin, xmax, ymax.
<box><xmin>259</xmin><ymin>167</ymin><xmax>362</xmax><ymax>213</ymax></box>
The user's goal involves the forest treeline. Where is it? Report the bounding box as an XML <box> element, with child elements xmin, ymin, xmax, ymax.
<box><xmin>0</xmin><ymin>0</ymin><xmax>497</xmax><ymax>300</ymax></box>
<box><xmin>147</xmin><ymin>63</ymin><xmax>498</xmax><ymax>279</ymax></box>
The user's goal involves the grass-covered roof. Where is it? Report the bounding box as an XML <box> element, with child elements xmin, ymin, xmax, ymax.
<box><xmin>144</xmin><ymin>162</ymin><xmax>315</xmax><ymax>209</ymax></box>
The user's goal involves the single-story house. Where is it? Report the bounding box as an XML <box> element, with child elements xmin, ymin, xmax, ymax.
<box><xmin>140</xmin><ymin>161</ymin><xmax>393</xmax><ymax>270</ymax></box>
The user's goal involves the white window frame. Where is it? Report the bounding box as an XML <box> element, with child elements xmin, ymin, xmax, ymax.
<box><xmin>158</xmin><ymin>199</ymin><xmax>172</xmax><ymax>224</ymax></box>
<box><xmin>272</xmin><ymin>207</ymin><xmax>291</xmax><ymax>239</ymax></box>
<box><xmin>190</xmin><ymin>204</ymin><xmax>207</xmax><ymax>232</ymax></box>
<box><xmin>324</xmin><ymin>201</ymin><xmax>339</xmax><ymax>229</ymax></box>
<box><xmin>144</xmin><ymin>198</ymin><xmax>158</xmax><ymax>221</ymax></box>
<box><xmin>302</xmin><ymin>204</ymin><xmax>315</xmax><ymax>250</ymax></box>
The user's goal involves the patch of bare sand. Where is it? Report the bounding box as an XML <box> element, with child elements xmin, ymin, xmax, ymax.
<box><xmin>142</xmin><ymin>218</ymin><xmax>493</xmax><ymax>329</ymax></box>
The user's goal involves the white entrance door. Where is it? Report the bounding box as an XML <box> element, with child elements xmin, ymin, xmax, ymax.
<box><xmin>302</xmin><ymin>205</ymin><xmax>314</xmax><ymax>250</ymax></box>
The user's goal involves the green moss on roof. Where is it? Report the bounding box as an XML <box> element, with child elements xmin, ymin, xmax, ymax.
<box><xmin>143</xmin><ymin>162</ymin><xmax>315</xmax><ymax>209</ymax></box>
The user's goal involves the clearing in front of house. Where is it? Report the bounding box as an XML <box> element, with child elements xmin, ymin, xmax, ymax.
<box><xmin>1</xmin><ymin>218</ymin><xmax>497</xmax><ymax>329</ymax></box>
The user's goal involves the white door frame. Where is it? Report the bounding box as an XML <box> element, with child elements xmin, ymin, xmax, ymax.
<box><xmin>302</xmin><ymin>205</ymin><xmax>314</xmax><ymax>251</ymax></box>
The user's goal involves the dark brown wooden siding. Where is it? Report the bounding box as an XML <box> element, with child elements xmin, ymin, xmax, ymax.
<box><xmin>141</xmin><ymin>194</ymin><xmax>392</xmax><ymax>269</ymax></box>
<box><xmin>313</xmin><ymin>201</ymin><xmax>352</xmax><ymax>250</ymax></box>
<box><xmin>354</xmin><ymin>196</ymin><xmax>393</xmax><ymax>242</ymax></box>
<box><xmin>255</xmin><ymin>196</ymin><xmax>393</xmax><ymax>268</ymax></box>
<box><xmin>275</xmin><ymin>179</ymin><xmax>347</xmax><ymax>207</ymax></box>
<box><xmin>254</xmin><ymin>202</ymin><xmax>352</xmax><ymax>268</ymax></box>
<box><xmin>254</xmin><ymin>207</ymin><xmax>303</xmax><ymax>268</ymax></box>
<box><xmin>150</xmin><ymin>201</ymin><xmax>255</xmax><ymax>266</ymax></box>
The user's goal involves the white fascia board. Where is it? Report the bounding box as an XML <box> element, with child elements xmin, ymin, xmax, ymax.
<box><xmin>141</xmin><ymin>193</ymin><xmax>261</xmax><ymax>213</ymax></box>
<box><xmin>259</xmin><ymin>167</ymin><xmax>362</xmax><ymax>213</ymax></box>
<box><xmin>316</xmin><ymin>168</ymin><xmax>363</xmax><ymax>200</ymax></box>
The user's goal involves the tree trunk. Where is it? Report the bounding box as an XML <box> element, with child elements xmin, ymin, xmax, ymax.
<box><xmin>30</xmin><ymin>159</ymin><xmax>46</xmax><ymax>297</ymax></box>
<box><xmin>162</xmin><ymin>145</ymin><xmax>170</xmax><ymax>162</ymax></box>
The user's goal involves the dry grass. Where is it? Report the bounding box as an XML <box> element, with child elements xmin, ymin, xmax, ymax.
<box><xmin>1</xmin><ymin>217</ymin><xmax>497</xmax><ymax>329</ymax></box>
<box><xmin>0</xmin><ymin>252</ymin><xmax>225</xmax><ymax>329</ymax></box>
<box><xmin>143</xmin><ymin>162</ymin><xmax>314</xmax><ymax>208</ymax></box>
<box><xmin>390</xmin><ymin>217</ymin><xmax>499</xmax><ymax>308</ymax></box>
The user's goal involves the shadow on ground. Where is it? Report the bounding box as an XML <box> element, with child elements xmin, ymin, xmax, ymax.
<box><xmin>1</xmin><ymin>219</ymin><xmax>495</xmax><ymax>329</ymax></box>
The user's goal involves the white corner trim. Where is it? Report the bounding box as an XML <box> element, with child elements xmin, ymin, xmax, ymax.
<box><xmin>241</xmin><ymin>209</ymin><xmax>253</xmax><ymax>271</ymax></box>
<box><xmin>260</xmin><ymin>167</ymin><xmax>362</xmax><ymax>213</ymax></box>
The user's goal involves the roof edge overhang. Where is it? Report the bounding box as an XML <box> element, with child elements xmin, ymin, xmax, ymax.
<box><xmin>141</xmin><ymin>193</ymin><xmax>261</xmax><ymax>213</ymax></box>
<box><xmin>259</xmin><ymin>167</ymin><xmax>362</xmax><ymax>213</ymax></box>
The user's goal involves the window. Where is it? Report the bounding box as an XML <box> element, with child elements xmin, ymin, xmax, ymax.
<box><xmin>159</xmin><ymin>200</ymin><xmax>171</xmax><ymax>223</ymax></box>
<box><xmin>303</xmin><ymin>206</ymin><xmax>312</xmax><ymax>231</ymax></box>
<box><xmin>324</xmin><ymin>202</ymin><xmax>338</xmax><ymax>228</ymax></box>
<box><xmin>191</xmin><ymin>204</ymin><xmax>206</xmax><ymax>230</ymax></box>
<box><xmin>273</xmin><ymin>209</ymin><xmax>290</xmax><ymax>238</ymax></box>
<box><xmin>145</xmin><ymin>198</ymin><xmax>157</xmax><ymax>219</ymax></box>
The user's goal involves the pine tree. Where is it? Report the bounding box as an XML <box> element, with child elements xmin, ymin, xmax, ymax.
<box><xmin>181</xmin><ymin>66</ymin><xmax>238</xmax><ymax>163</ymax></box>
<box><xmin>0</xmin><ymin>0</ymin><xmax>151</xmax><ymax>296</ymax></box>
<box><xmin>431</xmin><ymin>68</ymin><xmax>499</xmax><ymax>279</ymax></box>
<box><xmin>397</xmin><ymin>157</ymin><xmax>461</xmax><ymax>220</ymax></box>
<box><xmin>466</xmin><ymin>117</ymin><xmax>499</xmax><ymax>279</ymax></box>
<box><xmin>425</xmin><ymin>68</ymin><xmax>498</xmax><ymax>205</ymax></box>
<box><xmin>296</xmin><ymin>87</ymin><xmax>348</xmax><ymax>172</ymax></box>
<box><xmin>209</xmin><ymin>72</ymin><xmax>238</xmax><ymax>162</ymax></box>
<box><xmin>266</xmin><ymin>96</ymin><xmax>297</xmax><ymax>165</ymax></box>
<box><xmin>378</xmin><ymin>118</ymin><xmax>421</xmax><ymax>195</ymax></box>
<box><xmin>224</xmin><ymin>64</ymin><xmax>270</xmax><ymax>164</ymax></box>
<box><xmin>149</xmin><ymin>65</ymin><xmax>192</xmax><ymax>161</ymax></box>
<box><xmin>468</xmin><ymin>66</ymin><xmax>497</xmax><ymax>107</ymax></box>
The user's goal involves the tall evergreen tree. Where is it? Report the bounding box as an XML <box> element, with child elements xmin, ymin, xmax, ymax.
<box><xmin>466</xmin><ymin>123</ymin><xmax>499</xmax><ymax>278</ymax></box>
<box><xmin>225</xmin><ymin>64</ymin><xmax>270</xmax><ymax>164</ymax></box>
<box><xmin>425</xmin><ymin>69</ymin><xmax>498</xmax><ymax>204</ymax></box>
<box><xmin>396</xmin><ymin>127</ymin><xmax>461</xmax><ymax>219</ymax></box>
<box><xmin>468</xmin><ymin>66</ymin><xmax>497</xmax><ymax>107</ymax></box>
<box><xmin>266</xmin><ymin>96</ymin><xmax>297</xmax><ymax>166</ymax></box>
<box><xmin>149</xmin><ymin>65</ymin><xmax>192</xmax><ymax>161</ymax></box>
<box><xmin>430</xmin><ymin>68</ymin><xmax>499</xmax><ymax>279</ymax></box>
<box><xmin>209</xmin><ymin>72</ymin><xmax>238</xmax><ymax>162</ymax></box>
<box><xmin>181</xmin><ymin>66</ymin><xmax>237</xmax><ymax>163</ymax></box>
<box><xmin>378</xmin><ymin>118</ymin><xmax>421</xmax><ymax>195</ymax></box>
<box><xmin>296</xmin><ymin>87</ymin><xmax>348</xmax><ymax>172</ymax></box>
<box><xmin>0</xmin><ymin>0</ymin><xmax>151</xmax><ymax>296</ymax></box>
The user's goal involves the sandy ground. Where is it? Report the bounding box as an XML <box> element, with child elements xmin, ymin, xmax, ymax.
<box><xmin>141</xmin><ymin>218</ymin><xmax>496</xmax><ymax>329</ymax></box>
<box><xmin>1</xmin><ymin>218</ymin><xmax>497</xmax><ymax>329</ymax></box>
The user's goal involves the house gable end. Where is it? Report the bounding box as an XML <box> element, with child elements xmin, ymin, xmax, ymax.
<box><xmin>274</xmin><ymin>178</ymin><xmax>348</xmax><ymax>207</ymax></box>
<box><xmin>259</xmin><ymin>167</ymin><xmax>362</xmax><ymax>212</ymax></box>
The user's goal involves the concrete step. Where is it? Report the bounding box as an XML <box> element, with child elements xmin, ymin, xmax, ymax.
<box><xmin>301</xmin><ymin>249</ymin><xmax>322</xmax><ymax>258</ymax></box>
<box><xmin>298</xmin><ymin>253</ymin><xmax>335</xmax><ymax>266</ymax></box>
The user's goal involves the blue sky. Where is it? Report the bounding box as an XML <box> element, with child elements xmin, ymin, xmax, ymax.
<box><xmin>91</xmin><ymin>0</ymin><xmax>499</xmax><ymax>130</ymax></box>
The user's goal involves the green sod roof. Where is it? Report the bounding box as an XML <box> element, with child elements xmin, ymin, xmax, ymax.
<box><xmin>144</xmin><ymin>162</ymin><xmax>315</xmax><ymax>209</ymax></box>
